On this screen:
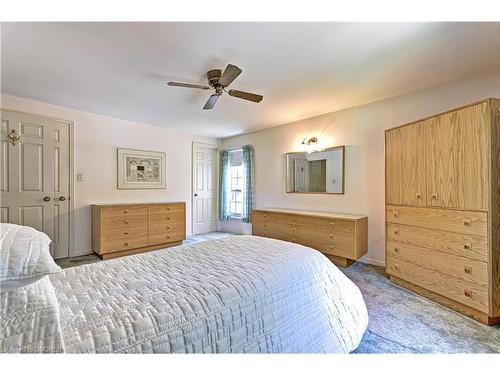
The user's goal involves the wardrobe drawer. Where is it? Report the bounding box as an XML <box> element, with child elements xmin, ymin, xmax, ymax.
<box><xmin>278</xmin><ymin>214</ymin><xmax>311</xmax><ymax>226</ymax></box>
<box><xmin>149</xmin><ymin>211</ymin><xmax>185</xmax><ymax>224</ymax></box>
<box><xmin>278</xmin><ymin>223</ymin><xmax>311</xmax><ymax>236</ymax></box>
<box><xmin>100</xmin><ymin>205</ymin><xmax>148</xmax><ymax>218</ymax></box>
<box><xmin>149</xmin><ymin>231</ymin><xmax>185</xmax><ymax>245</ymax></box>
<box><xmin>310</xmin><ymin>228</ymin><xmax>355</xmax><ymax>244</ymax></box>
<box><xmin>386</xmin><ymin>205</ymin><xmax>487</xmax><ymax>238</ymax></box>
<box><xmin>101</xmin><ymin>216</ymin><xmax>148</xmax><ymax>230</ymax></box>
<box><xmin>100</xmin><ymin>226</ymin><xmax>148</xmax><ymax>242</ymax></box>
<box><xmin>387</xmin><ymin>223</ymin><xmax>487</xmax><ymax>262</ymax></box>
<box><xmin>313</xmin><ymin>240</ymin><xmax>355</xmax><ymax>259</ymax></box>
<box><xmin>149</xmin><ymin>203</ymin><xmax>185</xmax><ymax>214</ymax></box>
<box><xmin>252</xmin><ymin>227</ymin><xmax>280</xmax><ymax>239</ymax></box>
<box><xmin>308</xmin><ymin>218</ymin><xmax>355</xmax><ymax>233</ymax></box>
<box><xmin>100</xmin><ymin>235</ymin><xmax>149</xmax><ymax>254</ymax></box>
<box><xmin>252</xmin><ymin>221</ymin><xmax>279</xmax><ymax>232</ymax></box>
<box><xmin>387</xmin><ymin>257</ymin><xmax>489</xmax><ymax>313</ymax></box>
<box><xmin>278</xmin><ymin>232</ymin><xmax>311</xmax><ymax>247</ymax></box>
<box><xmin>149</xmin><ymin>221</ymin><xmax>185</xmax><ymax>234</ymax></box>
<box><xmin>252</xmin><ymin>211</ymin><xmax>280</xmax><ymax>223</ymax></box>
<box><xmin>386</xmin><ymin>240</ymin><xmax>488</xmax><ymax>287</ymax></box>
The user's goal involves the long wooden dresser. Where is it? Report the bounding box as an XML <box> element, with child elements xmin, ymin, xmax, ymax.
<box><xmin>91</xmin><ymin>202</ymin><xmax>186</xmax><ymax>259</ymax></box>
<box><xmin>252</xmin><ymin>208</ymin><xmax>368</xmax><ymax>267</ymax></box>
<box><xmin>385</xmin><ymin>98</ymin><xmax>500</xmax><ymax>324</ymax></box>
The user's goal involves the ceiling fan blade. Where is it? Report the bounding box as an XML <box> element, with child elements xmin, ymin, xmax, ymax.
<box><xmin>228</xmin><ymin>89</ymin><xmax>263</xmax><ymax>103</ymax></box>
<box><xmin>203</xmin><ymin>94</ymin><xmax>219</xmax><ymax>110</ymax></box>
<box><xmin>167</xmin><ymin>81</ymin><xmax>211</xmax><ymax>90</ymax></box>
<box><xmin>219</xmin><ymin>64</ymin><xmax>242</xmax><ymax>87</ymax></box>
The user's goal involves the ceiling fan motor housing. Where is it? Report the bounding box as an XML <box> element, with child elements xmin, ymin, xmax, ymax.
<box><xmin>207</xmin><ymin>69</ymin><xmax>222</xmax><ymax>88</ymax></box>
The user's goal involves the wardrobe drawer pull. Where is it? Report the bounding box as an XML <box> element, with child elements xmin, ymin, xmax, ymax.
<box><xmin>464</xmin><ymin>289</ymin><xmax>473</xmax><ymax>298</ymax></box>
<box><xmin>124</xmin><ymin>220</ymin><xmax>129</xmax><ymax>224</ymax></box>
<box><xmin>291</xmin><ymin>218</ymin><xmax>296</xmax><ymax>222</ymax></box>
<box><xmin>431</xmin><ymin>193</ymin><xmax>438</xmax><ymax>200</ymax></box>
<box><xmin>463</xmin><ymin>219</ymin><xmax>472</xmax><ymax>227</ymax></box>
<box><xmin>394</xmin><ymin>264</ymin><xmax>400</xmax><ymax>271</ymax></box>
<box><xmin>291</xmin><ymin>228</ymin><xmax>296</xmax><ymax>232</ymax></box>
<box><xmin>393</xmin><ymin>247</ymin><xmax>399</xmax><ymax>253</ymax></box>
<box><xmin>124</xmin><ymin>242</ymin><xmax>129</xmax><ymax>246</ymax></box>
<box><xmin>329</xmin><ymin>245</ymin><xmax>334</xmax><ymax>250</ymax></box>
<box><xmin>464</xmin><ymin>243</ymin><xmax>471</xmax><ymax>250</ymax></box>
<box><xmin>329</xmin><ymin>222</ymin><xmax>334</xmax><ymax>227</ymax></box>
<box><xmin>393</xmin><ymin>229</ymin><xmax>399</xmax><ymax>235</ymax></box>
<box><xmin>124</xmin><ymin>231</ymin><xmax>129</xmax><ymax>235</ymax></box>
<box><xmin>392</xmin><ymin>211</ymin><xmax>399</xmax><ymax>218</ymax></box>
<box><xmin>124</xmin><ymin>210</ymin><xmax>129</xmax><ymax>214</ymax></box>
<box><xmin>329</xmin><ymin>234</ymin><xmax>334</xmax><ymax>239</ymax></box>
<box><xmin>415</xmin><ymin>193</ymin><xmax>422</xmax><ymax>200</ymax></box>
<box><xmin>464</xmin><ymin>267</ymin><xmax>472</xmax><ymax>274</ymax></box>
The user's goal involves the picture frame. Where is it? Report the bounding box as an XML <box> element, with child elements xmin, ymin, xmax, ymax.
<box><xmin>117</xmin><ymin>148</ymin><xmax>166</xmax><ymax>189</ymax></box>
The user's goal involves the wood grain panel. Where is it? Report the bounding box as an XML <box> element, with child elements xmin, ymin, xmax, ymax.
<box><xmin>386</xmin><ymin>205</ymin><xmax>487</xmax><ymax>237</ymax></box>
<box><xmin>278</xmin><ymin>222</ymin><xmax>311</xmax><ymax>236</ymax></box>
<box><xmin>278</xmin><ymin>213</ymin><xmax>312</xmax><ymax>226</ymax></box>
<box><xmin>101</xmin><ymin>215</ymin><xmax>148</xmax><ymax>230</ymax></box>
<box><xmin>307</xmin><ymin>217</ymin><xmax>355</xmax><ymax>233</ymax></box>
<box><xmin>149</xmin><ymin>203</ymin><xmax>184</xmax><ymax>214</ymax></box>
<box><xmin>387</xmin><ymin>257</ymin><xmax>489</xmax><ymax>313</ymax></box>
<box><xmin>149</xmin><ymin>221</ymin><xmax>185</xmax><ymax>234</ymax></box>
<box><xmin>490</xmin><ymin>98</ymin><xmax>500</xmax><ymax>317</ymax></box>
<box><xmin>278</xmin><ymin>232</ymin><xmax>311</xmax><ymax>247</ymax></box>
<box><xmin>426</xmin><ymin>103</ymin><xmax>489</xmax><ymax>210</ymax></box>
<box><xmin>252</xmin><ymin>210</ymin><xmax>280</xmax><ymax>222</ymax></box>
<box><xmin>386</xmin><ymin>240</ymin><xmax>488</xmax><ymax>287</ymax></box>
<box><xmin>100</xmin><ymin>226</ymin><xmax>148</xmax><ymax>242</ymax></box>
<box><xmin>387</xmin><ymin>223</ymin><xmax>487</xmax><ymax>262</ymax></box>
<box><xmin>100</xmin><ymin>205</ymin><xmax>148</xmax><ymax>218</ymax></box>
<box><xmin>99</xmin><ymin>235</ymin><xmax>149</xmax><ymax>254</ymax></box>
<box><xmin>149</xmin><ymin>230</ymin><xmax>185</xmax><ymax>246</ymax></box>
<box><xmin>252</xmin><ymin>221</ymin><xmax>278</xmax><ymax>232</ymax></box>
<box><xmin>148</xmin><ymin>211</ymin><xmax>184</xmax><ymax>223</ymax></box>
<box><xmin>385</xmin><ymin>121</ymin><xmax>426</xmax><ymax>206</ymax></box>
<box><xmin>252</xmin><ymin>227</ymin><xmax>280</xmax><ymax>239</ymax></box>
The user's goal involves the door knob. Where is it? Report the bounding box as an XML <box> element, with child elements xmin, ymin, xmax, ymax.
<box><xmin>43</xmin><ymin>196</ymin><xmax>51</xmax><ymax>202</ymax></box>
<box><xmin>59</xmin><ymin>196</ymin><xmax>66</xmax><ymax>201</ymax></box>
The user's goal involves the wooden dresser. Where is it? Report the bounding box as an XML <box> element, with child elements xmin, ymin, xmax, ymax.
<box><xmin>91</xmin><ymin>202</ymin><xmax>186</xmax><ymax>259</ymax></box>
<box><xmin>252</xmin><ymin>208</ymin><xmax>368</xmax><ymax>267</ymax></box>
<box><xmin>385</xmin><ymin>98</ymin><xmax>500</xmax><ymax>324</ymax></box>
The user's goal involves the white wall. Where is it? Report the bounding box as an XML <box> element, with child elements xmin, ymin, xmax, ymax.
<box><xmin>1</xmin><ymin>94</ymin><xmax>218</xmax><ymax>256</ymax></box>
<box><xmin>220</xmin><ymin>70</ymin><xmax>500</xmax><ymax>266</ymax></box>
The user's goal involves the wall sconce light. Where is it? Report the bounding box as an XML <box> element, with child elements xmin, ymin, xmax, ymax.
<box><xmin>301</xmin><ymin>137</ymin><xmax>320</xmax><ymax>153</ymax></box>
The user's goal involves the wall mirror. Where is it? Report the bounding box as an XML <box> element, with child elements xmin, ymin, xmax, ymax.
<box><xmin>286</xmin><ymin>145</ymin><xmax>345</xmax><ymax>194</ymax></box>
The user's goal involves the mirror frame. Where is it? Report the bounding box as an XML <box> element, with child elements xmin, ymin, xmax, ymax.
<box><xmin>285</xmin><ymin>145</ymin><xmax>345</xmax><ymax>195</ymax></box>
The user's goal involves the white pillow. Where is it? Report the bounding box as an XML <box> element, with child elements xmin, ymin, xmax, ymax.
<box><xmin>0</xmin><ymin>223</ymin><xmax>61</xmax><ymax>288</ymax></box>
<box><xmin>0</xmin><ymin>276</ymin><xmax>65</xmax><ymax>353</ymax></box>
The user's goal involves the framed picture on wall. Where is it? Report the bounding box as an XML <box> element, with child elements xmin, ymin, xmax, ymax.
<box><xmin>117</xmin><ymin>148</ymin><xmax>166</xmax><ymax>189</ymax></box>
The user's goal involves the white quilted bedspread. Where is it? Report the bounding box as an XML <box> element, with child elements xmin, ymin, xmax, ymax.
<box><xmin>50</xmin><ymin>235</ymin><xmax>368</xmax><ymax>353</ymax></box>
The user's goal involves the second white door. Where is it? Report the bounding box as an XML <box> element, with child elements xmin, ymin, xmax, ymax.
<box><xmin>192</xmin><ymin>143</ymin><xmax>217</xmax><ymax>235</ymax></box>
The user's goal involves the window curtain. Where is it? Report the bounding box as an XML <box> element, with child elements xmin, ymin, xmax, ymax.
<box><xmin>241</xmin><ymin>145</ymin><xmax>255</xmax><ymax>223</ymax></box>
<box><xmin>218</xmin><ymin>149</ymin><xmax>231</xmax><ymax>221</ymax></box>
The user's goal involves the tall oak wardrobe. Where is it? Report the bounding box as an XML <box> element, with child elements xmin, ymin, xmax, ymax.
<box><xmin>385</xmin><ymin>98</ymin><xmax>500</xmax><ymax>324</ymax></box>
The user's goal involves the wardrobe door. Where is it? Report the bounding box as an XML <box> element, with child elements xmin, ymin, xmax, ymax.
<box><xmin>386</xmin><ymin>122</ymin><xmax>427</xmax><ymax>206</ymax></box>
<box><xmin>426</xmin><ymin>103</ymin><xmax>489</xmax><ymax>210</ymax></box>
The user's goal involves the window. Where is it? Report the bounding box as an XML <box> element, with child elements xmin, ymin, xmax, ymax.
<box><xmin>229</xmin><ymin>149</ymin><xmax>243</xmax><ymax>218</ymax></box>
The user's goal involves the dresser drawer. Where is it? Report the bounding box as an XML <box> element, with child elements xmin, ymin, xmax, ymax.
<box><xmin>252</xmin><ymin>211</ymin><xmax>280</xmax><ymax>223</ymax></box>
<box><xmin>100</xmin><ymin>226</ymin><xmax>148</xmax><ymax>242</ymax></box>
<box><xmin>278</xmin><ymin>223</ymin><xmax>311</xmax><ymax>236</ymax></box>
<box><xmin>386</xmin><ymin>206</ymin><xmax>487</xmax><ymax>238</ymax></box>
<box><xmin>100</xmin><ymin>205</ymin><xmax>148</xmax><ymax>218</ymax></box>
<box><xmin>313</xmin><ymin>237</ymin><xmax>356</xmax><ymax>259</ymax></box>
<box><xmin>310</xmin><ymin>228</ymin><xmax>355</xmax><ymax>244</ymax></box>
<box><xmin>149</xmin><ymin>203</ymin><xmax>184</xmax><ymax>214</ymax></box>
<box><xmin>386</xmin><ymin>240</ymin><xmax>488</xmax><ymax>287</ymax></box>
<box><xmin>278</xmin><ymin>214</ymin><xmax>312</xmax><ymax>226</ymax></box>
<box><xmin>252</xmin><ymin>227</ymin><xmax>280</xmax><ymax>239</ymax></box>
<box><xmin>149</xmin><ymin>221</ymin><xmax>185</xmax><ymax>234</ymax></box>
<box><xmin>149</xmin><ymin>231</ymin><xmax>185</xmax><ymax>245</ymax></box>
<box><xmin>149</xmin><ymin>211</ymin><xmax>185</xmax><ymax>224</ymax></box>
<box><xmin>387</xmin><ymin>223</ymin><xmax>487</xmax><ymax>262</ymax></box>
<box><xmin>252</xmin><ymin>221</ymin><xmax>279</xmax><ymax>232</ymax></box>
<box><xmin>308</xmin><ymin>218</ymin><xmax>355</xmax><ymax>233</ymax></box>
<box><xmin>100</xmin><ymin>235</ymin><xmax>149</xmax><ymax>254</ymax></box>
<box><xmin>278</xmin><ymin>232</ymin><xmax>311</xmax><ymax>247</ymax></box>
<box><xmin>101</xmin><ymin>215</ymin><xmax>148</xmax><ymax>230</ymax></box>
<box><xmin>387</xmin><ymin>257</ymin><xmax>489</xmax><ymax>313</ymax></box>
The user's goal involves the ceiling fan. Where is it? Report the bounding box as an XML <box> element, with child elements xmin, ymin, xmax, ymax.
<box><xmin>167</xmin><ymin>64</ymin><xmax>263</xmax><ymax>110</ymax></box>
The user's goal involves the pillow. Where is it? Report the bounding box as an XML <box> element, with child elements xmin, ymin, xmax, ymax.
<box><xmin>0</xmin><ymin>276</ymin><xmax>65</xmax><ymax>353</ymax></box>
<box><xmin>0</xmin><ymin>223</ymin><xmax>61</xmax><ymax>288</ymax></box>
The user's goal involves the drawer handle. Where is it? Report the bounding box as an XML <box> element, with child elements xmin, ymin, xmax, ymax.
<box><xmin>124</xmin><ymin>231</ymin><xmax>129</xmax><ymax>235</ymax></box>
<box><xmin>167</xmin><ymin>226</ymin><xmax>171</xmax><ymax>230</ymax></box>
<box><xmin>431</xmin><ymin>193</ymin><xmax>438</xmax><ymax>200</ymax></box>
<box><xmin>464</xmin><ymin>289</ymin><xmax>473</xmax><ymax>298</ymax></box>
<box><xmin>393</xmin><ymin>211</ymin><xmax>399</xmax><ymax>218</ymax></box>
<box><xmin>291</xmin><ymin>218</ymin><xmax>296</xmax><ymax>222</ymax></box>
<box><xmin>463</xmin><ymin>219</ymin><xmax>471</xmax><ymax>227</ymax></box>
<box><xmin>166</xmin><ymin>207</ymin><xmax>170</xmax><ymax>211</ymax></box>
<box><xmin>329</xmin><ymin>222</ymin><xmax>334</xmax><ymax>227</ymax></box>
<box><xmin>329</xmin><ymin>245</ymin><xmax>334</xmax><ymax>249</ymax></box>
<box><xmin>464</xmin><ymin>267</ymin><xmax>472</xmax><ymax>274</ymax></box>
<box><xmin>124</xmin><ymin>242</ymin><xmax>129</xmax><ymax>246</ymax></box>
<box><xmin>124</xmin><ymin>210</ymin><xmax>129</xmax><ymax>214</ymax></box>
<box><xmin>166</xmin><ymin>236</ymin><xmax>170</xmax><ymax>239</ymax></box>
<box><xmin>263</xmin><ymin>224</ymin><xmax>267</xmax><ymax>227</ymax></box>
<box><xmin>416</xmin><ymin>193</ymin><xmax>422</xmax><ymax>200</ymax></box>
<box><xmin>464</xmin><ymin>243</ymin><xmax>471</xmax><ymax>251</ymax></box>
<box><xmin>263</xmin><ymin>215</ymin><xmax>267</xmax><ymax>218</ymax></box>
<box><xmin>394</xmin><ymin>247</ymin><xmax>399</xmax><ymax>253</ymax></box>
<box><xmin>292</xmin><ymin>238</ymin><xmax>297</xmax><ymax>242</ymax></box>
<box><xmin>393</xmin><ymin>229</ymin><xmax>399</xmax><ymax>235</ymax></box>
<box><xmin>291</xmin><ymin>228</ymin><xmax>296</xmax><ymax>232</ymax></box>
<box><xmin>329</xmin><ymin>234</ymin><xmax>334</xmax><ymax>239</ymax></box>
<box><xmin>166</xmin><ymin>217</ymin><xmax>171</xmax><ymax>221</ymax></box>
<box><xmin>124</xmin><ymin>220</ymin><xmax>129</xmax><ymax>224</ymax></box>
<box><xmin>394</xmin><ymin>264</ymin><xmax>400</xmax><ymax>271</ymax></box>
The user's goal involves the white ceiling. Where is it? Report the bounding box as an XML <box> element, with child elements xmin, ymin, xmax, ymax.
<box><xmin>1</xmin><ymin>22</ymin><xmax>499</xmax><ymax>138</ymax></box>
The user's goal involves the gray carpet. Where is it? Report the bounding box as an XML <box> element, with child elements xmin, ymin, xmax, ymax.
<box><xmin>56</xmin><ymin>232</ymin><xmax>500</xmax><ymax>353</ymax></box>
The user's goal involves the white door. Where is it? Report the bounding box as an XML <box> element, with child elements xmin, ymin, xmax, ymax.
<box><xmin>192</xmin><ymin>143</ymin><xmax>217</xmax><ymax>234</ymax></box>
<box><xmin>0</xmin><ymin>110</ymin><xmax>71</xmax><ymax>259</ymax></box>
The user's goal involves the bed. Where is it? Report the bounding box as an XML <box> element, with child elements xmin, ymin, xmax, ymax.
<box><xmin>1</xmin><ymin>224</ymin><xmax>368</xmax><ymax>353</ymax></box>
